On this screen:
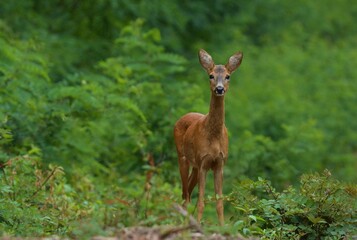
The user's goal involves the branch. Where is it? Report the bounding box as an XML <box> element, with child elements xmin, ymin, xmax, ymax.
<box><xmin>31</xmin><ymin>166</ymin><xmax>59</xmax><ymax>198</ymax></box>
<box><xmin>172</xmin><ymin>204</ymin><xmax>203</xmax><ymax>233</ymax></box>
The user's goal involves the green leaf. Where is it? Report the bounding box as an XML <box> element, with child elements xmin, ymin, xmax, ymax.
<box><xmin>307</xmin><ymin>215</ymin><xmax>327</xmax><ymax>224</ymax></box>
<box><xmin>249</xmin><ymin>215</ymin><xmax>257</xmax><ymax>222</ymax></box>
<box><xmin>233</xmin><ymin>220</ymin><xmax>244</xmax><ymax>230</ymax></box>
<box><xmin>242</xmin><ymin>227</ymin><xmax>251</xmax><ymax>236</ymax></box>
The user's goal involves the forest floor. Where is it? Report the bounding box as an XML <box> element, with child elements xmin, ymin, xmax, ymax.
<box><xmin>0</xmin><ymin>227</ymin><xmax>257</xmax><ymax>240</ymax></box>
<box><xmin>106</xmin><ymin>205</ymin><xmax>258</xmax><ymax>240</ymax></box>
<box><xmin>114</xmin><ymin>226</ymin><xmax>256</xmax><ymax>240</ymax></box>
<box><xmin>0</xmin><ymin>231</ymin><xmax>256</xmax><ymax>240</ymax></box>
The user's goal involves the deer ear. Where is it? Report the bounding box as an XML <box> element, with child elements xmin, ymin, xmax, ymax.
<box><xmin>225</xmin><ymin>51</ymin><xmax>243</xmax><ymax>73</ymax></box>
<box><xmin>198</xmin><ymin>49</ymin><xmax>215</xmax><ymax>73</ymax></box>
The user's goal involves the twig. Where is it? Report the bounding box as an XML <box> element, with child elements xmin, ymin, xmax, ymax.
<box><xmin>160</xmin><ymin>204</ymin><xmax>203</xmax><ymax>239</ymax></box>
<box><xmin>172</xmin><ymin>204</ymin><xmax>203</xmax><ymax>233</ymax></box>
<box><xmin>31</xmin><ymin>166</ymin><xmax>59</xmax><ymax>198</ymax></box>
<box><xmin>144</xmin><ymin>153</ymin><xmax>155</xmax><ymax>218</ymax></box>
<box><xmin>160</xmin><ymin>225</ymin><xmax>196</xmax><ymax>239</ymax></box>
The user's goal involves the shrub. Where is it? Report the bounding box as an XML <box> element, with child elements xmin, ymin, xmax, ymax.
<box><xmin>0</xmin><ymin>133</ymin><xmax>183</xmax><ymax>237</ymax></box>
<box><xmin>228</xmin><ymin>170</ymin><xmax>357</xmax><ymax>239</ymax></box>
<box><xmin>0</xmin><ymin>155</ymin><xmax>77</xmax><ymax>236</ymax></box>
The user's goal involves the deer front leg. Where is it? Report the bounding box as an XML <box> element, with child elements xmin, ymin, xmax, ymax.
<box><xmin>197</xmin><ymin>166</ymin><xmax>207</xmax><ymax>223</ymax></box>
<box><xmin>214</xmin><ymin>166</ymin><xmax>224</xmax><ymax>225</ymax></box>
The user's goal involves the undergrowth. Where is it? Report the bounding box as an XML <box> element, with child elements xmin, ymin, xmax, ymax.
<box><xmin>0</xmin><ymin>152</ymin><xmax>184</xmax><ymax>238</ymax></box>
<box><xmin>228</xmin><ymin>170</ymin><xmax>357</xmax><ymax>239</ymax></box>
<box><xmin>1</xmin><ymin>152</ymin><xmax>355</xmax><ymax>239</ymax></box>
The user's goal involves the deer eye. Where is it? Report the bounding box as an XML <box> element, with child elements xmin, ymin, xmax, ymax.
<box><xmin>209</xmin><ymin>74</ymin><xmax>214</xmax><ymax>80</ymax></box>
<box><xmin>225</xmin><ymin>75</ymin><xmax>230</xmax><ymax>80</ymax></box>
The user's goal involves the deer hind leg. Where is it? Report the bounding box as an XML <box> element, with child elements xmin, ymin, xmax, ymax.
<box><xmin>197</xmin><ymin>167</ymin><xmax>207</xmax><ymax>223</ymax></box>
<box><xmin>214</xmin><ymin>166</ymin><xmax>224</xmax><ymax>225</ymax></box>
<box><xmin>188</xmin><ymin>167</ymin><xmax>198</xmax><ymax>201</ymax></box>
<box><xmin>178</xmin><ymin>156</ymin><xmax>190</xmax><ymax>207</ymax></box>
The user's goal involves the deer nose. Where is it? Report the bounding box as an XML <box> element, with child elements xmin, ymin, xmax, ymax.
<box><xmin>215</xmin><ymin>86</ymin><xmax>225</xmax><ymax>95</ymax></box>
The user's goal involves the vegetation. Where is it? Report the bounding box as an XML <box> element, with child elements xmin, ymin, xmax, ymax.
<box><xmin>0</xmin><ymin>0</ymin><xmax>356</xmax><ymax>238</ymax></box>
<box><xmin>229</xmin><ymin>170</ymin><xmax>356</xmax><ymax>239</ymax></box>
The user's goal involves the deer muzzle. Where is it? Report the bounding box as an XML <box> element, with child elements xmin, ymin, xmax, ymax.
<box><xmin>215</xmin><ymin>86</ymin><xmax>225</xmax><ymax>96</ymax></box>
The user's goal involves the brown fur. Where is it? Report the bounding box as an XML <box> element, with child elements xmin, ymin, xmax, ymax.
<box><xmin>174</xmin><ymin>49</ymin><xmax>243</xmax><ymax>225</ymax></box>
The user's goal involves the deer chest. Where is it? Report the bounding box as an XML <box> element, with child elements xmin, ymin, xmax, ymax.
<box><xmin>196</xmin><ymin>139</ymin><xmax>228</xmax><ymax>166</ymax></box>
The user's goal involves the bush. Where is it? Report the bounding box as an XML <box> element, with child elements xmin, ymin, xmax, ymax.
<box><xmin>0</xmin><ymin>132</ymin><xmax>183</xmax><ymax>237</ymax></box>
<box><xmin>228</xmin><ymin>170</ymin><xmax>357</xmax><ymax>239</ymax></box>
<box><xmin>0</xmin><ymin>155</ymin><xmax>76</xmax><ymax>236</ymax></box>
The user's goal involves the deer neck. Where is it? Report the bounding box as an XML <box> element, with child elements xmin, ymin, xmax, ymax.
<box><xmin>205</xmin><ymin>93</ymin><xmax>225</xmax><ymax>136</ymax></box>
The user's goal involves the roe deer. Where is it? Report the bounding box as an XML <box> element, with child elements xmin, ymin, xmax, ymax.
<box><xmin>174</xmin><ymin>49</ymin><xmax>243</xmax><ymax>225</ymax></box>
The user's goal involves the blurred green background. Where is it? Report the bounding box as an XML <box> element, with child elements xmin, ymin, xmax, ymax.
<box><xmin>0</xmin><ymin>0</ymin><xmax>356</xmax><ymax>236</ymax></box>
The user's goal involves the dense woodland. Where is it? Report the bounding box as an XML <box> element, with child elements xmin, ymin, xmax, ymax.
<box><xmin>0</xmin><ymin>1</ymin><xmax>356</xmax><ymax>239</ymax></box>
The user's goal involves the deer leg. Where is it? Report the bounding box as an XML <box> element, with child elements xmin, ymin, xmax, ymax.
<box><xmin>179</xmin><ymin>156</ymin><xmax>190</xmax><ymax>207</ymax></box>
<box><xmin>188</xmin><ymin>167</ymin><xmax>198</xmax><ymax>201</ymax></box>
<box><xmin>214</xmin><ymin>166</ymin><xmax>224</xmax><ymax>225</ymax></box>
<box><xmin>197</xmin><ymin>167</ymin><xmax>207</xmax><ymax>223</ymax></box>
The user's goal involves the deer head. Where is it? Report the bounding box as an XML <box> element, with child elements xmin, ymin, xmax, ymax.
<box><xmin>199</xmin><ymin>49</ymin><xmax>243</xmax><ymax>96</ymax></box>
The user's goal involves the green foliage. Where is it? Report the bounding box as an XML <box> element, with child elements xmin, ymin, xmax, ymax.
<box><xmin>0</xmin><ymin>143</ymin><xmax>183</xmax><ymax>237</ymax></box>
<box><xmin>235</xmin><ymin>0</ymin><xmax>357</xmax><ymax>46</ymax></box>
<box><xmin>232</xmin><ymin>120</ymin><xmax>326</xmax><ymax>188</ymax></box>
<box><xmin>226</xmin><ymin>35</ymin><xmax>357</xmax><ymax>188</ymax></box>
<box><xmin>0</xmin><ymin>155</ymin><xmax>75</xmax><ymax>235</ymax></box>
<box><xmin>0</xmin><ymin>19</ymin><xmax>191</xmax><ymax>176</ymax></box>
<box><xmin>0</xmin><ymin>0</ymin><xmax>357</xmax><ymax>238</ymax></box>
<box><xmin>229</xmin><ymin>170</ymin><xmax>357</xmax><ymax>239</ymax></box>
